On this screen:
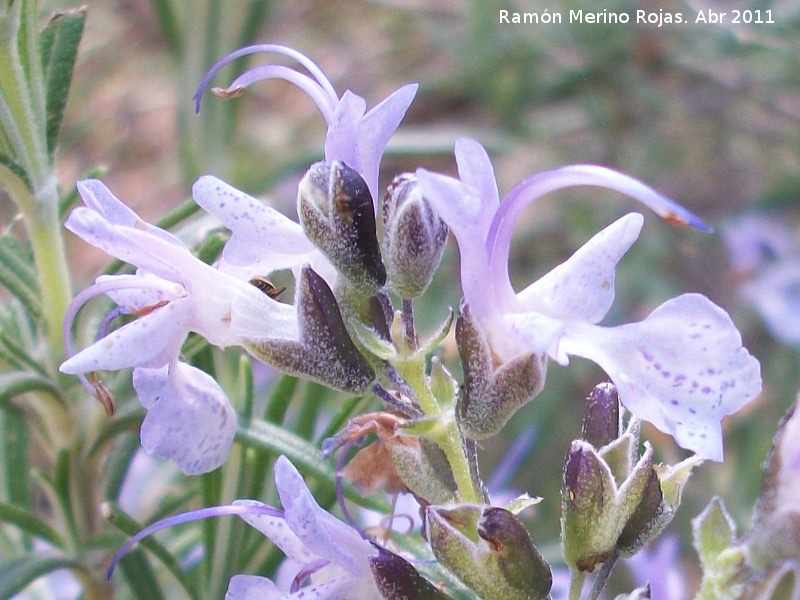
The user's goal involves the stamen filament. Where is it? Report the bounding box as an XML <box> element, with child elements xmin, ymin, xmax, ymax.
<box><xmin>193</xmin><ymin>44</ymin><xmax>338</xmax><ymax>116</ymax></box>
<box><xmin>107</xmin><ymin>503</ymin><xmax>282</xmax><ymax>581</ymax></box>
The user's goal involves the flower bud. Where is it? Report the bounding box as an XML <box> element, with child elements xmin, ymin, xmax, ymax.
<box><xmin>582</xmin><ymin>382</ymin><xmax>621</xmax><ymax>449</ymax></box>
<box><xmin>561</xmin><ymin>440</ymin><xmax>664</xmax><ymax>572</ymax></box>
<box><xmin>426</xmin><ymin>504</ymin><xmax>552</xmax><ymax>600</ymax></box>
<box><xmin>692</xmin><ymin>497</ymin><xmax>750</xmax><ymax>598</ymax></box>
<box><xmin>744</xmin><ymin>398</ymin><xmax>800</xmax><ymax>569</ymax></box>
<box><xmin>740</xmin><ymin>560</ymin><xmax>800</xmax><ymax>599</ymax></box>
<box><xmin>369</xmin><ymin>544</ymin><xmax>450</xmax><ymax>599</ymax></box>
<box><xmin>455</xmin><ymin>302</ymin><xmax>546</xmax><ymax>439</ymax></box>
<box><xmin>381</xmin><ymin>173</ymin><xmax>448</xmax><ymax>298</ymax></box>
<box><xmin>244</xmin><ymin>266</ymin><xmax>375</xmax><ymax>393</ymax></box>
<box><xmin>298</xmin><ymin>161</ymin><xmax>386</xmax><ymax>294</ymax></box>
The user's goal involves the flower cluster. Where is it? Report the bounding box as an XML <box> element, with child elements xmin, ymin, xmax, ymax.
<box><xmin>61</xmin><ymin>44</ymin><xmax>767</xmax><ymax>598</ymax></box>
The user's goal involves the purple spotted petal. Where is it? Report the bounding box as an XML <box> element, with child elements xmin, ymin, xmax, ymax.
<box><xmin>192</xmin><ymin>176</ymin><xmax>320</xmax><ymax>278</ymax></box>
<box><xmin>559</xmin><ymin>294</ymin><xmax>762</xmax><ymax>460</ymax></box>
<box><xmin>60</xmin><ymin>300</ymin><xmax>189</xmax><ymax>374</ymax></box>
<box><xmin>274</xmin><ymin>456</ymin><xmax>375</xmax><ymax>577</ymax></box>
<box><xmin>233</xmin><ymin>500</ymin><xmax>318</xmax><ymax>565</ymax></box>
<box><xmin>135</xmin><ymin>362</ymin><xmax>237</xmax><ymax>475</ymax></box>
<box><xmin>226</xmin><ymin>573</ymin><xmax>355</xmax><ymax>600</ymax></box>
<box><xmin>517</xmin><ymin>213</ymin><xmax>644</xmax><ymax>323</ymax></box>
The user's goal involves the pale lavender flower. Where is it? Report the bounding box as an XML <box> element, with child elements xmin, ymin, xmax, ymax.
<box><xmin>194</xmin><ymin>43</ymin><xmax>418</xmax><ymax>204</ymax></box>
<box><xmin>190</xmin><ymin>174</ymin><xmax>336</xmax><ymax>285</ymax></box>
<box><xmin>723</xmin><ymin>214</ymin><xmax>800</xmax><ymax>347</ymax></box>
<box><xmin>108</xmin><ymin>456</ymin><xmax>423</xmax><ymax>600</ymax></box>
<box><xmin>60</xmin><ymin>179</ymin><xmax>298</xmax><ymax>474</ymax></box>
<box><xmin>626</xmin><ymin>535</ymin><xmax>687</xmax><ymax>600</ymax></box>
<box><xmin>417</xmin><ymin>138</ymin><xmax>762</xmax><ymax>461</ymax></box>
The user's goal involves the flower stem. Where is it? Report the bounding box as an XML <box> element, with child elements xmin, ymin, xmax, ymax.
<box><xmin>24</xmin><ymin>185</ymin><xmax>73</xmax><ymax>365</ymax></box>
<box><xmin>395</xmin><ymin>354</ymin><xmax>479</xmax><ymax>503</ymax></box>
<box><xmin>568</xmin><ymin>570</ymin><xmax>586</xmax><ymax>600</ymax></box>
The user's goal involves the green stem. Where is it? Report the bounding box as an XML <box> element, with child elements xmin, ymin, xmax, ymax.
<box><xmin>568</xmin><ymin>570</ymin><xmax>586</xmax><ymax>600</ymax></box>
<box><xmin>395</xmin><ymin>354</ymin><xmax>479</xmax><ymax>504</ymax></box>
<box><xmin>26</xmin><ymin>185</ymin><xmax>72</xmax><ymax>365</ymax></box>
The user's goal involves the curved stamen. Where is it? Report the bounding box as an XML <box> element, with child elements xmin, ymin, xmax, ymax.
<box><xmin>96</xmin><ymin>306</ymin><xmax>129</xmax><ymax>341</ymax></box>
<box><xmin>290</xmin><ymin>558</ymin><xmax>332</xmax><ymax>593</ymax></box>
<box><xmin>486</xmin><ymin>165</ymin><xmax>711</xmax><ymax>306</ymax></box>
<box><xmin>62</xmin><ymin>276</ymin><xmax>184</xmax><ymax>397</ymax></box>
<box><xmin>106</xmin><ymin>503</ymin><xmax>283</xmax><ymax>582</ymax></box>
<box><xmin>193</xmin><ymin>43</ymin><xmax>338</xmax><ymax>115</ymax></box>
<box><xmin>379</xmin><ymin>510</ymin><xmax>416</xmax><ymax>536</ymax></box>
<box><xmin>335</xmin><ymin>439</ymin><xmax>367</xmax><ymax>538</ymax></box>
<box><xmin>222</xmin><ymin>64</ymin><xmax>337</xmax><ymax>124</ymax></box>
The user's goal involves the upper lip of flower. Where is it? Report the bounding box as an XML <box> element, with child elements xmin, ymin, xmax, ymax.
<box><xmin>416</xmin><ymin>137</ymin><xmax>762</xmax><ymax>461</ymax></box>
<box><xmin>107</xmin><ymin>456</ymin><xmax>379</xmax><ymax>591</ymax></box>
<box><xmin>193</xmin><ymin>43</ymin><xmax>418</xmax><ymax>204</ymax></box>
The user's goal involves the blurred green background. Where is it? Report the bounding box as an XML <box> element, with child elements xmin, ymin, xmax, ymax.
<box><xmin>40</xmin><ymin>0</ymin><xmax>800</xmax><ymax>593</ymax></box>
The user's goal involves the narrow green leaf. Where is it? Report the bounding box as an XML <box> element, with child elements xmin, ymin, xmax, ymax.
<box><xmin>0</xmin><ymin>372</ymin><xmax>64</xmax><ymax>410</ymax></box>
<box><xmin>0</xmin><ymin>502</ymin><xmax>65</xmax><ymax>547</ymax></box>
<box><xmin>104</xmin><ymin>501</ymin><xmax>200</xmax><ymax>600</ymax></box>
<box><xmin>201</xmin><ymin>464</ymin><xmax>223</xmax><ymax>589</ymax></box>
<box><xmin>0</xmin><ymin>555</ymin><xmax>88</xmax><ymax>599</ymax></box>
<box><xmin>315</xmin><ymin>394</ymin><xmax>369</xmax><ymax>445</ymax></box>
<box><xmin>194</xmin><ymin>230</ymin><xmax>227</xmax><ymax>266</ymax></box>
<box><xmin>102</xmin><ymin>433</ymin><xmax>141</xmax><ymax>502</ymax></box>
<box><xmin>236</xmin><ymin>355</ymin><xmax>254</xmax><ymax>422</ymax></box>
<box><xmin>2</xmin><ymin>407</ymin><xmax>31</xmax><ymax>511</ymax></box>
<box><xmin>39</xmin><ymin>7</ymin><xmax>86</xmax><ymax>155</ymax></box>
<box><xmin>0</xmin><ymin>147</ymin><xmax>32</xmax><ymax>191</ymax></box>
<box><xmin>0</xmin><ymin>236</ymin><xmax>41</xmax><ymax>319</ymax></box>
<box><xmin>87</xmin><ymin>409</ymin><xmax>144</xmax><ymax>461</ymax></box>
<box><xmin>118</xmin><ymin>550</ymin><xmax>168</xmax><ymax>600</ymax></box>
<box><xmin>53</xmin><ymin>449</ymin><xmax>79</xmax><ymax>546</ymax></box>
<box><xmin>264</xmin><ymin>374</ymin><xmax>298</xmax><ymax>423</ymax></box>
<box><xmin>235</xmin><ymin>418</ymin><xmax>388</xmax><ymax>512</ymax></box>
<box><xmin>0</xmin><ymin>330</ymin><xmax>48</xmax><ymax>376</ymax></box>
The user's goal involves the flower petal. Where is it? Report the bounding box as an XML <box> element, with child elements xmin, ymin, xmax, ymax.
<box><xmin>232</xmin><ymin>500</ymin><xmax>318</xmax><ymax>565</ymax></box>
<box><xmin>97</xmin><ymin>274</ymin><xmax>184</xmax><ymax>311</ymax></box>
<box><xmin>324</xmin><ymin>91</ymin><xmax>367</xmax><ymax>173</ymax></box>
<box><xmin>274</xmin><ymin>456</ymin><xmax>375</xmax><ymax>576</ymax></box>
<box><xmin>226</xmin><ymin>574</ymin><xmax>280</xmax><ymax>600</ymax></box>
<box><xmin>135</xmin><ymin>362</ymin><xmax>237</xmax><ymax>475</ymax></box>
<box><xmin>60</xmin><ymin>300</ymin><xmax>189</xmax><ymax>374</ymax></box>
<box><xmin>416</xmin><ymin>139</ymin><xmax>501</xmax><ymax>321</ymax></box>
<box><xmin>355</xmin><ymin>83</ymin><xmax>418</xmax><ymax>201</ymax></box>
<box><xmin>192</xmin><ymin>176</ymin><xmax>320</xmax><ymax>278</ymax></box>
<box><xmin>487</xmin><ymin>165</ymin><xmax>707</xmax><ymax>309</ymax></box>
<box><xmin>560</xmin><ymin>294</ymin><xmax>762</xmax><ymax>460</ymax></box>
<box><xmin>77</xmin><ymin>179</ymin><xmax>186</xmax><ymax>248</ymax></box>
<box><xmin>741</xmin><ymin>263</ymin><xmax>800</xmax><ymax>347</ymax></box>
<box><xmin>66</xmin><ymin>202</ymin><xmax>219</xmax><ymax>289</ymax></box>
<box><xmin>226</xmin><ymin>573</ymin><xmax>355</xmax><ymax>600</ymax></box>
<box><xmin>516</xmin><ymin>213</ymin><xmax>644</xmax><ymax>323</ymax></box>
